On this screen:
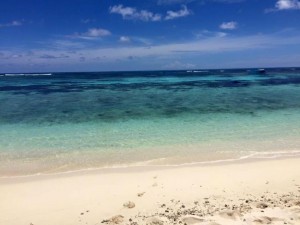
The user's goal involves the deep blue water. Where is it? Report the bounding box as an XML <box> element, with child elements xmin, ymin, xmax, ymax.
<box><xmin>1</xmin><ymin>68</ymin><xmax>300</xmax><ymax>124</ymax></box>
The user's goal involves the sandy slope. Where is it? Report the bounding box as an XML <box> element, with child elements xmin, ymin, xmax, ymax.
<box><xmin>0</xmin><ymin>158</ymin><xmax>300</xmax><ymax>225</ymax></box>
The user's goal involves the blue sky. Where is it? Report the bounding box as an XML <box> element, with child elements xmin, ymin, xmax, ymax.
<box><xmin>1</xmin><ymin>0</ymin><xmax>300</xmax><ymax>72</ymax></box>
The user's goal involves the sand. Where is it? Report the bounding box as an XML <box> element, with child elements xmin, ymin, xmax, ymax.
<box><xmin>0</xmin><ymin>157</ymin><xmax>300</xmax><ymax>225</ymax></box>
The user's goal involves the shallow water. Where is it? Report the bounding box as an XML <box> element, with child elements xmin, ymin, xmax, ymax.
<box><xmin>1</xmin><ymin>69</ymin><xmax>300</xmax><ymax>176</ymax></box>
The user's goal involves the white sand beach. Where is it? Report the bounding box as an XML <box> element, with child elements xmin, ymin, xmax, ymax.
<box><xmin>1</xmin><ymin>157</ymin><xmax>300</xmax><ymax>225</ymax></box>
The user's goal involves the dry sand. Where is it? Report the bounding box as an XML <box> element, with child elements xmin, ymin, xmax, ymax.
<box><xmin>0</xmin><ymin>157</ymin><xmax>300</xmax><ymax>225</ymax></box>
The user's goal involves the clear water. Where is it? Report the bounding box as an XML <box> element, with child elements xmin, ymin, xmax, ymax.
<box><xmin>1</xmin><ymin>68</ymin><xmax>300</xmax><ymax>176</ymax></box>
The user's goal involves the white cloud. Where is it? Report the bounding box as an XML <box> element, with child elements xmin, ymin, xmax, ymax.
<box><xmin>275</xmin><ymin>0</ymin><xmax>300</xmax><ymax>10</ymax></box>
<box><xmin>110</xmin><ymin>5</ymin><xmax>136</xmax><ymax>17</ymax></box>
<box><xmin>119</xmin><ymin>36</ymin><xmax>131</xmax><ymax>43</ymax></box>
<box><xmin>72</xmin><ymin>28</ymin><xmax>111</xmax><ymax>40</ymax></box>
<box><xmin>52</xmin><ymin>40</ymin><xmax>85</xmax><ymax>49</ymax></box>
<box><xmin>220</xmin><ymin>21</ymin><xmax>238</xmax><ymax>30</ymax></box>
<box><xmin>110</xmin><ymin>4</ymin><xmax>191</xmax><ymax>21</ymax></box>
<box><xmin>165</xmin><ymin>5</ymin><xmax>191</xmax><ymax>20</ymax></box>
<box><xmin>40</xmin><ymin>54</ymin><xmax>69</xmax><ymax>59</ymax></box>
<box><xmin>0</xmin><ymin>20</ymin><xmax>22</xmax><ymax>28</ymax></box>
<box><xmin>163</xmin><ymin>60</ymin><xmax>196</xmax><ymax>69</ymax></box>
<box><xmin>196</xmin><ymin>30</ymin><xmax>227</xmax><ymax>38</ymax></box>
<box><xmin>266</xmin><ymin>0</ymin><xmax>300</xmax><ymax>12</ymax></box>
<box><xmin>110</xmin><ymin>5</ymin><xmax>162</xmax><ymax>22</ymax></box>
<box><xmin>85</xmin><ymin>28</ymin><xmax>111</xmax><ymax>37</ymax></box>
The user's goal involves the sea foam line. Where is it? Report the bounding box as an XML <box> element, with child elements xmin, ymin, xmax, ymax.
<box><xmin>4</xmin><ymin>73</ymin><xmax>52</xmax><ymax>76</ymax></box>
<box><xmin>1</xmin><ymin>150</ymin><xmax>300</xmax><ymax>179</ymax></box>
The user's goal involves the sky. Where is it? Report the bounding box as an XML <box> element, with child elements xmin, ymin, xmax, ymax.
<box><xmin>1</xmin><ymin>0</ymin><xmax>300</xmax><ymax>72</ymax></box>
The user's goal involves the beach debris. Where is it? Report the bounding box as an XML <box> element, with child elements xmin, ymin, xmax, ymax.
<box><xmin>137</xmin><ymin>192</ymin><xmax>145</xmax><ymax>197</ymax></box>
<box><xmin>123</xmin><ymin>201</ymin><xmax>135</xmax><ymax>209</ymax></box>
<box><xmin>101</xmin><ymin>215</ymin><xmax>124</xmax><ymax>224</ymax></box>
<box><xmin>111</xmin><ymin>215</ymin><xmax>124</xmax><ymax>224</ymax></box>
<box><xmin>120</xmin><ymin>193</ymin><xmax>300</xmax><ymax>225</ymax></box>
<box><xmin>256</xmin><ymin>202</ymin><xmax>268</xmax><ymax>209</ymax></box>
<box><xmin>294</xmin><ymin>201</ymin><xmax>300</xmax><ymax>206</ymax></box>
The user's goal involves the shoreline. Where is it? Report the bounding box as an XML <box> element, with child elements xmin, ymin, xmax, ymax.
<box><xmin>1</xmin><ymin>156</ymin><xmax>300</xmax><ymax>224</ymax></box>
<box><xmin>1</xmin><ymin>150</ymin><xmax>300</xmax><ymax>179</ymax></box>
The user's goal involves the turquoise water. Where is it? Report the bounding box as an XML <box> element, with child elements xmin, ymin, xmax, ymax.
<box><xmin>1</xmin><ymin>69</ymin><xmax>300</xmax><ymax>176</ymax></box>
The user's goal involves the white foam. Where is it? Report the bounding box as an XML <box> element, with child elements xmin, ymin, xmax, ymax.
<box><xmin>192</xmin><ymin>70</ymin><xmax>209</xmax><ymax>73</ymax></box>
<box><xmin>186</xmin><ymin>70</ymin><xmax>209</xmax><ymax>73</ymax></box>
<box><xmin>1</xmin><ymin>150</ymin><xmax>300</xmax><ymax>179</ymax></box>
<box><xmin>4</xmin><ymin>73</ymin><xmax>52</xmax><ymax>76</ymax></box>
<box><xmin>239</xmin><ymin>150</ymin><xmax>300</xmax><ymax>159</ymax></box>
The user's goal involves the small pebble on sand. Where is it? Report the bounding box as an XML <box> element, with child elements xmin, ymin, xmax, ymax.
<box><xmin>123</xmin><ymin>201</ymin><xmax>135</xmax><ymax>209</ymax></box>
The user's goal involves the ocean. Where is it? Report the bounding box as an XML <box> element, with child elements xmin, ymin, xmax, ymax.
<box><xmin>1</xmin><ymin>68</ymin><xmax>300</xmax><ymax>176</ymax></box>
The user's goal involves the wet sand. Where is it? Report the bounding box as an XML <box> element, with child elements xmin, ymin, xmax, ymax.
<box><xmin>0</xmin><ymin>157</ymin><xmax>300</xmax><ymax>225</ymax></box>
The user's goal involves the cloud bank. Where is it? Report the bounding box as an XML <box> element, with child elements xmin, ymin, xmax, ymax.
<box><xmin>2</xmin><ymin>32</ymin><xmax>300</xmax><ymax>67</ymax></box>
<box><xmin>110</xmin><ymin>5</ymin><xmax>191</xmax><ymax>21</ymax></box>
